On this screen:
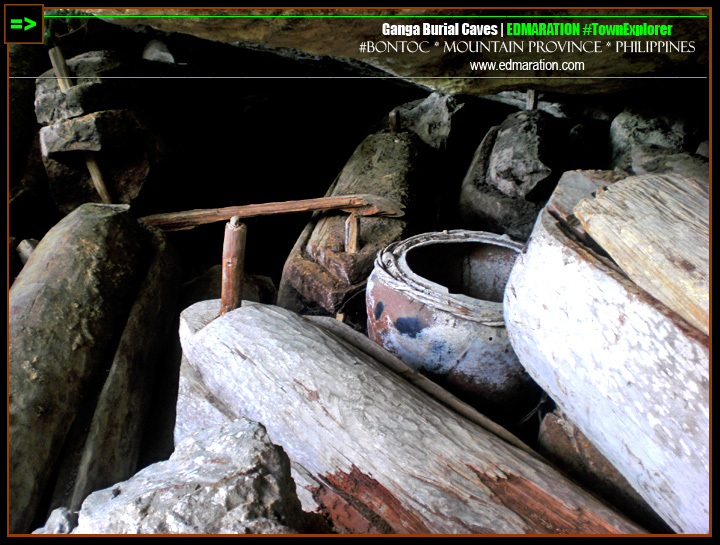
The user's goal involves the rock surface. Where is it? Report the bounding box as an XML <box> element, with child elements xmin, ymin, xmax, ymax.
<box><xmin>625</xmin><ymin>145</ymin><xmax>709</xmax><ymax>183</ymax></box>
<box><xmin>34</xmin><ymin>50</ymin><xmax>128</xmax><ymax>126</ymax></box>
<box><xmin>40</xmin><ymin>108</ymin><xmax>161</xmax><ymax>214</ymax></box>
<box><xmin>609</xmin><ymin>108</ymin><xmax>696</xmax><ymax>166</ymax></box>
<box><xmin>391</xmin><ymin>92</ymin><xmax>464</xmax><ymax>150</ymax></box>
<box><xmin>486</xmin><ymin>110</ymin><xmax>559</xmax><ymax>200</ymax></box>
<box><xmin>63</xmin><ymin>419</ymin><xmax>308</xmax><ymax>534</ymax></box>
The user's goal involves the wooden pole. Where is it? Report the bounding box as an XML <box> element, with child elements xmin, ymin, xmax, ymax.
<box><xmin>344</xmin><ymin>213</ymin><xmax>360</xmax><ymax>254</ymax></box>
<box><xmin>48</xmin><ymin>46</ymin><xmax>113</xmax><ymax>205</ymax></box>
<box><xmin>219</xmin><ymin>217</ymin><xmax>247</xmax><ymax>316</ymax></box>
<box><xmin>48</xmin><ymin>46</ymin><xmax>74</xmax><ymax>92</ymax></box>
<box><xmin>83</xmin><ymin>152</ymin><xmax>113</xmax><ymax>205</ymax></box>
<box><xmin>140</xmin><ymin>194</ymin><xmax>404</xmax><ymax>231</ymax></box>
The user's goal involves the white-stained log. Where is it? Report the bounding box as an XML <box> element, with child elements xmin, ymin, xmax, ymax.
<box><xmin>180</xmin><ymin>300</ymin><xmax>645</xmax><ymax>535</ymax></box>
<box><xmin>504</xmin><ymin>207</ymin><xmax>709</xmax><ymax>534</ymax></box>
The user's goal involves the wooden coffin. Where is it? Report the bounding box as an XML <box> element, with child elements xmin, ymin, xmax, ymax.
<box><xmin>503</xmin><ymin>171</ymin><xmax>709</xmax><ymax>534</ymax></box>
<box><xmin>277</xmin><ymin>130</ymin><xmax>432</xmax><ymax>322</ymax></box>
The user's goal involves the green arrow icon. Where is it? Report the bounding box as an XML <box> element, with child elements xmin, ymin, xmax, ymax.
<box><xmin>10</xmin><ymin>17</ymin><xmax>36</xmax><ymax>30</ymax></box>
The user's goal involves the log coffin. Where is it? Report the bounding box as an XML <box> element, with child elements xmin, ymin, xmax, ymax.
<box><xmin>9</xmin><ymin>204</ymin><xmax>146</xmax><ymax>533</ymax></box>
<box><xmin>574</xmin><ymin>174</ymin><xmax>709</xmax><ymax>336</ymax></box>
<box><xmin>503</xmin><ymin>207</ymin><xmax>710</xmax><ymax>533</ymax></box>
<box><xmin>9</xmin><ymin>203</ymin><xmax>180</xmax><ymax>533</ymax></box>
<box><xmin>278</xmin><ymin>130</ymin><xmax>433</xmax><ymax>320</ymax></box>
<box><xmin>180</xmin><ymin>300</ymin><xmax>646</xmax><ymax>534</ymax></box>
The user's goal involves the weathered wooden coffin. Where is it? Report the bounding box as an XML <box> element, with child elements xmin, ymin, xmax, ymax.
<box><xmin>180</xmin><ymin>300</ymin><xmax>646</xmax><ymax>535</ymax></box>
<box><xmin>9</xmin><ymin>203</ymin><xmax>180</xmax><ymax>534</ymax></box>
<box><xmin>277</xmin><ymin>130</ymin><xmax>432</xmax><ymax>321</ymax></box>
<box><xmin>504</xmin><ymin>172</ymin><xmax>710</xmax><ymax>534</ymax></box>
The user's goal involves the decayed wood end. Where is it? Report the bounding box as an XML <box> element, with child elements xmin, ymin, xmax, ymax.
<box><xmin>281</xmin><ymin>247</ymin><xmax>366</xmax><ymax>313</ymax></box>
<box><xmin>305</xmin><ymin>131</ymin><xmax>421</xmax><ymax>287</ymax></box>
<box><xmin>545</xmin><ymin>170</ymin><xmax>624</xmax><ymax>240</ymax></box>
<box><xmin>504</xmin><ymin>208</ymin><xmax>709</xmax><ymax>534</ymax></box>
<box><xmin>574</xmin><ymin>173</ymin><xmax>709</xmax><ymax>336</ymax></box>
<box><xmin>180</xmin><ymin>300</ymin><xmax>645</xmax><ymax>535</ymax></box>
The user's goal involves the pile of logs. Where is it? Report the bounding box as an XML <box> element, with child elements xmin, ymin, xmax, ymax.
<box><xmin>505</xmin><ymin>171</ymin><xmax>709</xmax><ymax>533</ymax></box>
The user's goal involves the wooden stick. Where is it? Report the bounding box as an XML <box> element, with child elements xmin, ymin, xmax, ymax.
<box><xmin>48</xmin><ymin>47</ymin><xmax>74</xmax><ymax>92</ymax></box>
<box><xmin>48</xmin><ymin>46</ymin><xmax>112</xmax><ymax>205</ymax></box>
<box><xmin>140</xmin><ymin>194</ymin><xmax>404</xmax><ymax>231</ymax></box>
<box><xmin>219</xmin><ymin>217</ymin><xmax>247</xmax><ymax>316</ymax></box>
<box><xmin>84</xmin><ymin>152</ymin><xmax>113</xmax><ymax>205</ymax></box>
<box><xmin>344</xmin><ymin>213</ymin><xmax>360</xmax><ymax>254</ymax></box>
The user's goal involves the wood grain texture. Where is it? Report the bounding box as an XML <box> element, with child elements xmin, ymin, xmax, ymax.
<box><xmin>180</xmin><ymin>300</ymin><xmax>645</xmax><ymax>535</ymax></box>
<box><xmin>574</xmin><ymin>174</ymin><xmax>709</xmax><ymax>335</ymax></box>
<box><xmin>140</xmin><ymin>194</ymin><xmax>404</xmax><ymax>231</ymax></box>
<box><xmin>504</xmin><ymin>208</ymin><xmax>709</xmax><ymax>534</ymax></box>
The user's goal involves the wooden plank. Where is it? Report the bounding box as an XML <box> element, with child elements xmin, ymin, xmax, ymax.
<box><xmin>574</xmin><ymin>174</ymin><xmax>709</xmax><ymax>335</ymax></box>
<box><xmin>180</xmin><ymin>300</ymin><xmax>646</xmax><ymax>535</ymax></box>
<box><xmin>140</xmin><ymin>193</ymin><xmax>404</xmax><ymax>231</ymax></box>
<box><xmin>343</xmin><ymin>213</ymin><xmax>360</xmax><ymax>254</ymax></box>
<box><xmin>504</xmin><ymin>207</ymin><xmax>709</xmax><ymax>533</ymax></box>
